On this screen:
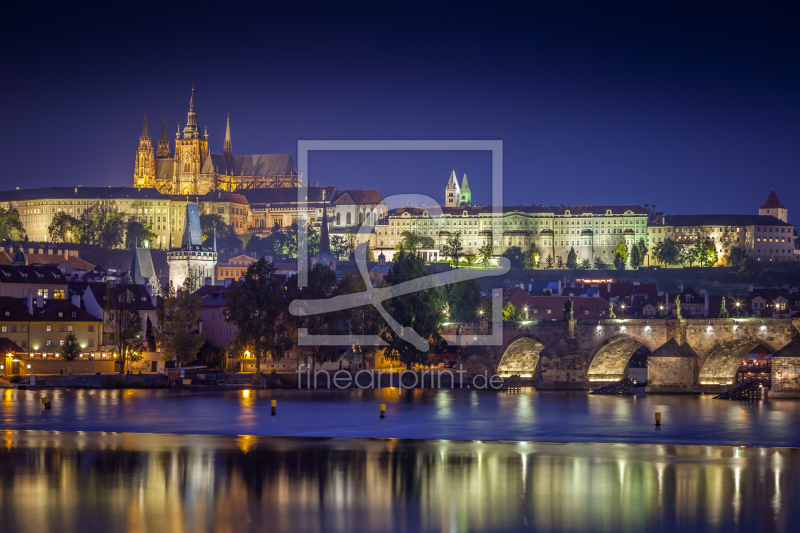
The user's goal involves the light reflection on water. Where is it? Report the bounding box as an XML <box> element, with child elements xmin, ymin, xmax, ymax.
<box><xmin>0</xmin><ymin>431</ymin><xmax>798</xmax><ymax>533</ymax></box>
<box><xmin>3</xmin><ymin>388</ymin><xmax>800</xmax><ymax>446</ymax></box>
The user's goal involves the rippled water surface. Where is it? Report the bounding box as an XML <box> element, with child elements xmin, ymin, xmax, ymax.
<box><xmin>1</xmin><ymin>430</ymin><xmax>798</xmax><ymax>533</ymax></box>
<box><xmin>1</xmin><ymin>387</ymin><xmax>800</xmax><ymax>446</ymax></box>
<box><xmin>2</xmin><ymin>388</ymin><xmax>800</xmax><ymax>532</ymax></box>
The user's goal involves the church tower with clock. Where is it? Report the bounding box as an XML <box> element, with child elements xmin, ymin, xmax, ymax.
<box><xmin>172</xmin><ymin>88</ymin><xmax>209</xmax><ymax>195</ymax></box>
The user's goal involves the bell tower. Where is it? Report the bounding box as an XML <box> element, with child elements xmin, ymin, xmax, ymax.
<box><xmin>172</xmin><ymin>88</ymin><xmax>209</xmax><ymax>195</ymax></box>
<box><xmin>133</xmin><ymin>112</ymin><xmax>156</xmax><ymax>188</ymax></box>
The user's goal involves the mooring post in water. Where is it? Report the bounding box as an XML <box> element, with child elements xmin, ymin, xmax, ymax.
<box><xmin>655</xmin><ymin>412</ymin><xmax>661</xmax><ymax>426</ymax></box>
<box><xmin>271</xmin><ymin>399</ymin><xmax>277</xmax><ymax>416</ymax></box>
<box><xmin>380</xmin><ymin>404</ymin><xmax>386</xmax><ymax>419</ymax></box>
<box><xmin>41</xmin><ymin>397</ymin><xmax>51</xmax><ymax>409</ymax></box>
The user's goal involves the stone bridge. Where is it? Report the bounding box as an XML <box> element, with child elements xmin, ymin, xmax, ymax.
<box><xmin>440</xmin><ymin>317</ymin><xmax>800</xmax><ymax>396</ymax></box>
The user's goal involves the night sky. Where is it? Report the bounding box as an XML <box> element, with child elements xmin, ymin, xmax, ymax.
<box><xmin>2</xmin><ymin>1</ymin><xmax>798</xmax><ymax>223</ymax></box>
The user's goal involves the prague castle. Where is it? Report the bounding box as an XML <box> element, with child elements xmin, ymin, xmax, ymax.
<box><xmin>133</xmin><ymin>89</ymin><xmax>300</xmax><ymax>195</ymax></box>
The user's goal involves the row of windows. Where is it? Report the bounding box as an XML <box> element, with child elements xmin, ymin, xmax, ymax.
<box><xmin>41</xmin><ymin>339</ymin><xmax>94</xmax><ymax>347</ymax></box>
<box><xmin>210</xmin><ymin>329</ymin><xmax>232</xmax><ymax>339</ymax></box>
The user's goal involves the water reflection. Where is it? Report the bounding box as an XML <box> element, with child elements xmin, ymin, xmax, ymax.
<box><xmin>0</xmin><ymin>431</ymin><xmax>797</xmax><ymax>532</ymax></box>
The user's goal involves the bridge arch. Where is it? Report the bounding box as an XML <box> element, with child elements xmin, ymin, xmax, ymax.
<box><xmin>698</xmin><ymin>339</ymin><xmax>776</xmax><ymax>385</ymax></box>
<box><xmin>497</xmin><ymin>335</ymin><xmax>546</xmax><ymax>377</ymax></box>
<box><xmin>587</xmin><ymin>335</ymin><xmax>650</xmax><ymax>382</ymax></box>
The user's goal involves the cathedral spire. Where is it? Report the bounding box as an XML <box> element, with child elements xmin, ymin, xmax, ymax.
<box><xmin>157</xmin><ymin>116</ymin><xmax>171</xmax><ymax>158</ymax></box>
<box><xmin>183</xmin><ymin>87</ymin><xmax>199</xmax><ymax>138</ymax></box>
<box><xmin>223</xmin><ymin>114</ymin><xmax>232</xmax><ymax>159</ymax></box>
<box><xmin>140</xmin><ymin>112</ymin><xmax>150</xmax><ymax>140</ymax></box>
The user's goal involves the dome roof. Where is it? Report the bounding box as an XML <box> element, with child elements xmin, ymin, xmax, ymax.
<box><xmin>12</xmin><ymin>247</ymin><xmax>27</xmax><ymax>265</ymax></box>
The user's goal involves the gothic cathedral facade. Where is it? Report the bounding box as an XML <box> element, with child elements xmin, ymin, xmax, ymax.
<box><xmin>134</xmin><ymin>89</ymin><xmax>300</xmax><ymax>195</ymax></box>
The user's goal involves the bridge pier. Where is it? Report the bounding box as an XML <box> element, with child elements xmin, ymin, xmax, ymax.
<box><xmin>535</xmin><ymin>337</ymin><xmax>589</xmax><ymax>390</ymax></box>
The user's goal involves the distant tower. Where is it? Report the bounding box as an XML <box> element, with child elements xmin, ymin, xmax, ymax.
<box><xmin>172</xmin><ymin>88</ymin><xmax>209</xmax><ymax>195</ymax></box>
<box><xmin>133</xmin><ymin>112</ymin><xmax>156</xmax><ymax>188</ymax></box>
<box><xmin>167</xmin><ymin>202</ymin><xmax>217</xmax><ymax>290</ymax></box>
<box><xmin>223</xmin><ymin>113</ymin><xmax>233</xmax><ymax>162</ymax></box>
<box><xmin>311</xmin><ymin>201</ymin><xmax>338</xmax><ymax>270</ymax></box>
<box><xmin>445</xmin><ymin>170</ymin><xmax>460</xmax><ymax>207</ymax></box>
<box><xmin>759</xmin><ymin>191</ymin><xmax>787</xmax><ymax>223</ymax></box>
<box><xmin>156</xmin><ymin>116</ymin><xmax>171</xmax><ymax>158</ymax></box>
<box><xmin>458</xmin><ymin>172</ymin><xmax>472</xmax><ymax>206</ymax></box>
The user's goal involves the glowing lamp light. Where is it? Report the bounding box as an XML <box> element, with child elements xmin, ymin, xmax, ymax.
<box><xmin>760</xmin><ymin>326</ymin><xmax>766</xmax><ymax>332</ymax></box>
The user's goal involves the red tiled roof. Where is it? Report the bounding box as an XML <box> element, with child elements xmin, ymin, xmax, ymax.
<box><xmin>760</xmin><ymin>191</ymin><xmax>786</xmax><ymax>210</ymax></box>
<box><xmin>505</xmin><ymin>289</ymin><xmax>612</xmax><ymax>319</ymax></box>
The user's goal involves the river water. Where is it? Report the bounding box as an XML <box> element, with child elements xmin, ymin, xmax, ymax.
<box><xmin>2</xmin><ymin>388</ymin><xmax>800</xmax><ymax>532</ymax></box>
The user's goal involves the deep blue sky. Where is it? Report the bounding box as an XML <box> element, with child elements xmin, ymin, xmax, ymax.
<box><xmin>2</xmin><ymin>1</ymin><xmax>798</xmax><ymax>224</ymax></box>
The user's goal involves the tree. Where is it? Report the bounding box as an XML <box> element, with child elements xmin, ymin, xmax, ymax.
<box><xmin>104</xmin><ymin>280</ymin><xmax>144</xmax><ymax>373</ymax></box>
<box><xmin>199</xmin><ymin>213</ymin><xmax>242</xmax><ymax>253</ymax></box>
<box><xmin>285</xmin><ymin>262</ymin><xmax>339</xmax><ymax>371</ymax></box>
<box><xmin>477</xmin><ymin>241</ymin><xmax>493</xmax><ymax>268</ymax></box>
<box><xmin>566</xmin><ymin>247</ymin><xmax>578</xmax><ymax>269</ymax></box>
<box><xmin>695</xmin><ymin>237</ymin><xmax>718</xmax><ymax>267</ymax></box>
<box><xmin>503</xmin><ymin>303</ymin><xmax>522</xmax><ymax>322</ymax></box>
<box><xmin>380</xmin><ymin>249</ymin><xmax>443</xmax><ymax>369</ymax></box>
<box><xmin>545</xmin><ymin>255</ymin><xmax>555</xmax><ymax>269</ymax></box>
<box><xmin>444</xmin><ymin>279</ymin><xmax>481</xmax><ymax>321</ymax></box>
<box><xmin>59</xmin><ymin>332</ymin><xmax>82</xmax><ymax>362</ymax></box>
<box><xmin>613</xmin><ymin>242</ymin><xmax>628</xmax><ymax>270</ymax></box>
<box><xmin>502</xmin><ymin>246</ymin><xmax>526</xmax><ymax>269</ymax></box>
<box><xmin>653</xmin><ymin>238</ymin><xmax>680</xmax><ymax>267</ymax></box>
<box><xmin>578</xmin><ymin>259</ymin><xmax>590</xmax><ymax>270</ymax></box>
<box><xmin>464</xmin><ymin>252</ymin><xmax>477</xmax><ymax>268</ymax></box>
<box><xmin>396</xmin><ymin>231</ymin><xmax>422</xmax><ymax>251</ymax></box>
<box><xmin>225</xmin><ymin>258</ymin><xmax>287</xmax><ymax>372</ymax></box>
<box><xmin>637</xmin><ymin>238</ymin><xmax>648</xmax><ymax>266</ymax></box>
<box><xmin>441</xmin><ymin>231</ymin><xmax>463</xmax><ymax>267</ymax></box>
<box><xmin>195</xmin><ymin>340</ymin><xmax>228</xmax><ymax>370</ymax></box>
<box><xmin>629</xmin><ymin>243</ymin><xmax>642</xmax><ymax>270</ymax></box>
<box><xmin>125</xmin><ymin>219</ymin><xmax>157</xmax><ymax>249</ymax></box>
<box><xmin>593</xmin><ymin>256</ymin><xmax>606</xmax><ymax>269</ymax></box>
<box><xmin>145</xmin><ymin>314</ymin><xmax>156</xmax><ymax>351</ymax></box>
<box><xmin>525</xmin><ymin>248</ymin><xmax>540</xmax><ymax>269</ymax></box>
<box><xmin>331</xmin><ymin>235</ymin><xmax>349</xmax><ymax>260</ymax></box>
<box><xmin>245</xmin><ymin>234</ymin><xmax>267</xmax><ymax>257</ymax></box>
<box><xmin>556</xmin><ymin>256</ymin><xmax>565</xmax><ymax>269</ymax></box>
<box><xmin>155</xmin><ymin>277</ymin><xmax>204</xmax><ymax>367</ymax></box>
<box><xmin>333</xmin><ymin>271</ymin><xmax>385</xmax><ymax>365</ymax></box>
<box><xmin>77</xmin><ymin>202</ymin><xmax>125</xmax><ymax>248</ymax></box>
<box><xmin>727</xmin><ymin>247</ymin><xmax>748</xmax><ymax>267</ymax></box>
<box><xmin>0</xmin><ymin>206</ymin><xmax>25</xmax><ymax>241</ymax></box>
<box><xmin>48</xmin><ymin>211</ymin><xmax>79</xmax><ymax>243</ymax></box>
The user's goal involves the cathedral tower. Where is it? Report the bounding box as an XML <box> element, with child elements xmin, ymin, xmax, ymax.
<box><xmin>172</xmin><ymin>88</ymin><xmax>209</xmax><ymax>195</ymax></box>
<box><xmin>156</xmin><ymin>116</ymin><xmax>171</xmax><ymax>158</ymax></box>
<box><xmin>133</xmin><ymin>112</ymin><xmax>156</xmax><ymax>188</ymax></box>
<box><xmin>458</xmin><ymin>172</ymin><xmax>471</xmax><ymax>206</ymax></box>
<box><xmin>445</xmin><ymin>170</ymin><xmax>460</xmax><ymax>207</ymax></box>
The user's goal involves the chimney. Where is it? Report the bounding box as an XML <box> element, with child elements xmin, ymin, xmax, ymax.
<box><xmin>71</xmin><ymin>294</ymin><xmax>81</xmax><ymax>307</ymax></box>
<box><xmin>36</xmin><ymin>295</ymin><xmax>43</xmax><ymax>308</ymax></box>
<box><xmin>27</xmin><ymin>294</ymin><xmax>33</xmax><ymax>315</ymax></box>
<box><xmin>704</xmin><ymin>291</ymin><xmax>709</xmax><ymax>317</ymax></box>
